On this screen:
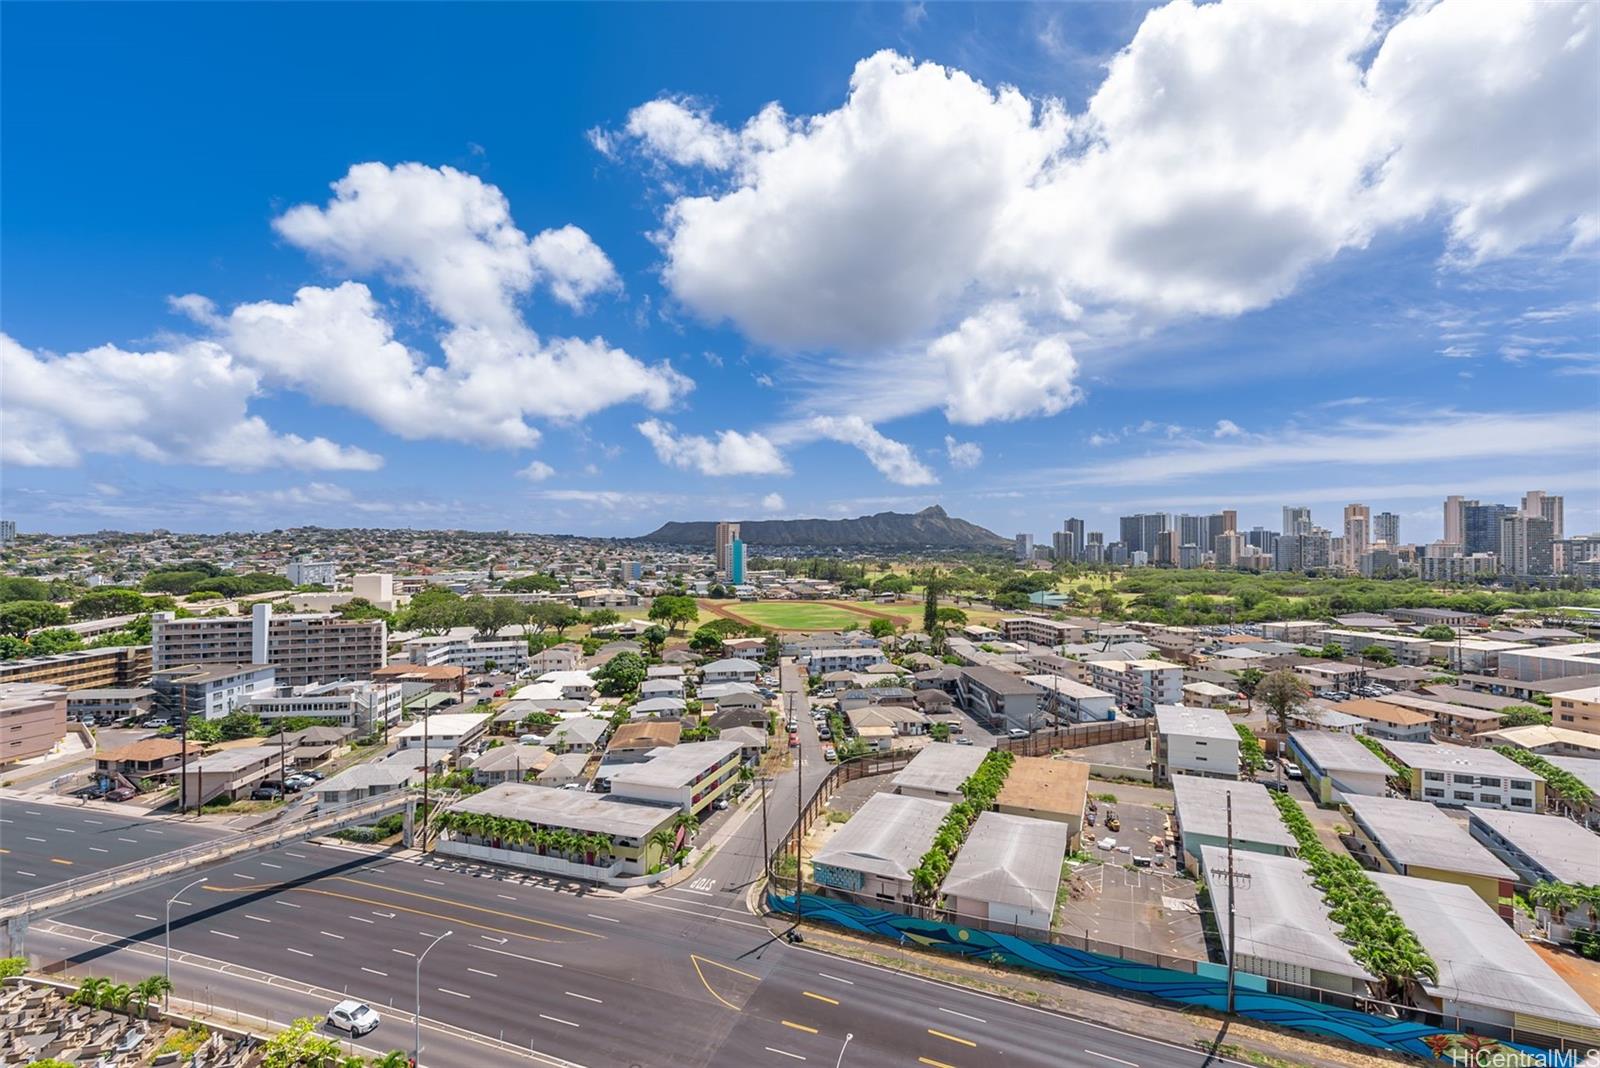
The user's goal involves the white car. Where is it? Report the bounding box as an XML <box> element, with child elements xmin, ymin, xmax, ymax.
<box><xmin>327</xmin><ymin>999</ymin><xmax>380</xmax><ymax>1037</ymax></box>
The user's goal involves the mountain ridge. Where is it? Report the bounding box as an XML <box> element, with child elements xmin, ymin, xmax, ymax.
<box><xmin>635</xmin><ymin>505</ymin><xmax>1010</xmax><ymax>550</ymax></box>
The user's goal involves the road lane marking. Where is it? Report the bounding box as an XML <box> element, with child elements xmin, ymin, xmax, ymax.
<box><xmin>766</xmin><ymin>1048</ymin><xmax>806</xmax><ymax>1061</ymax></box>
<box><xmin>275</xmin><ymin>900</ymin><xmax>301</xmax><ymax>908</ymax></box>
<box><xmin>802</xmin><ymin>991</ymin><xmax>838</xmax><ymax>1005</ymax></box>
<box><xmin>24</xmin><ymin>810</ymin><xmax>40</xmax><ymax>815</ymax></box>
<box><xmin>286</xmin><ymin>852</ymin><xmax>307</xmax><ymax>859</ymax></box>
<box><xmin>210</xmin><ymin>930</ymin><xmax>239</xmax><ymax>940</ymax></box>
<box><xmin>674</xmin><ymin>887</ymin><xmax>714</xmax><ymax>896</ymax></box>
<box><xmin>466</xmin><ymin>967</ymin><xmax>497</xmax><ymax>978</ymax></box>
<box><xmin>147</xmin><ymin>829</ymin><xmax>164</xmax><ymax>834</ymax></box>
<box><xmin>938</xmin><ymin>1007</ymin><xmax>986</xmax><ymax>1024</ymax></box>
<box><xmin>325</xmin><ymin>876</ymin><xmax>600</xmax><ymax>939</ymax></box>
<box><xmin>564</xmin><ymin>991</ymin><xmax>601</xmax><ymax>1003</ymax></box>
<box><xmin>1084</xmin><ymin>1053</ymin><xmax>1138</xmax><ymax>1067</ymax></box>
<box><xmin>205</xmin><ymin>882</ymin><xmax>567</xmax><ymax>944</ymax></box>
<box><xmin>392</xmin><ymin>949</ymin><xmax>415</xmax><ymax>957</ymax></box>
<box><xmin>54</xmin><ymin>827</ymin><xmax>76</xmax><ymax>833</ymax></box>
<box><xmin>245</xmin><ymin>915</ymin><xmax>271</xmax><ymax>924</ymax></box>
<box><xmin>261</xmin><ymin>862</ymin><xmax>282</xmax><ymax>869</ymax></box>
<box><xmin>928</xmin><ymin>1028</ymin><xmax>976</xmax><ymax>1047</ymax></box>
<box><xmin>25</xmin><ymin>836</ymin><xmax>46</xmax><ymax>842</ymax></box>
<box><xmin>635</xmin><ymin>899</ymin><xmax>769</xmax><ymax>930</ymax></box>
<box><xmin>818</xmin><ymin>972</ymin><xmax>854</xmax><ymax>985</ymax></box>
<box><xmin>320</xmin><ymin>930</ymin><xmax>345</xmax><ymax>940</ymax></box>
<box><xmin>781</xmin><ymin>1020</ymin><xmax>818</xmax><ymax>1034</ymax></box>
<box><xmin>586</xmin><ymin>913</ymin><xmax>620</xmax><ymax>923</ymax></box>
<box><xmin>232</xmin><ymin>872</ymin><xmax>254</xmax><ymax>880</ymax></box>
<box><xmin>361</xmin><ymin>967</ymin><xmax>388</xmax><ymax>976</ymax></box>
<box><xmin>472</xmin><ymin>944</ymin><xmax>561</xmax><ymax>968</ymax></box>
<box><xmin>118</xmin><ymin>837</ymin><xmax>138</xmax><ymax>843</ymax></box>
<box><xmin>424</xmin><ymin>878</ymin><xmax>445</xmax><ymax>885</ymax></box>
<box><xmin>50</xmin><ymin>858</ymin><xmax>73</xmax><ymax>866</ymax></box>
<box><xmin>538</xmin><ymin>1013</ymin><xmax>578</xmax><ymax>1028</ymax></box>
<box><xmin>15</xmin><ymin>871</ymin><xmax>36</xmax><ymax>877</ymax></box>
<box><xmin>135</xmin><ymin>914</ymin><xmax>157</xmax><ymax>922</ymax></box>
<box><xmin>372</xmin><ymin>911</ymin><xmax>395</xmax><ymax>918</ymax></box>
<box><xmin>348</xmin><ymin>915</ymin><xmax>374</xmax><ymax>924</ymax></box>
<box><xmin>497</xmin><ymin>894</ymin><xmax>517</xmax><ymax>901</ymax></box>
<box><xmin>90</xmin><ymin>847</ymin><xmax>109</xmax><ymax>853</ymax></box>
<box><xmin>918</xmin><ymin>1059</ymin><xmax>958</xmax><ymax>1068</ymax></box>
<box><xmin>287</xmin><ymin>948</ymin><xmax>314</xmax><ymax>957</ymax></box>
<box><xmin>437</xmin><ymin>987</ymin><xmax>471</xmax><ymax>999</ymax></box>
<box><xmin>82</xmin><ymin>819</ymin><xmax>103</xmax><ymax>825</ymax></box>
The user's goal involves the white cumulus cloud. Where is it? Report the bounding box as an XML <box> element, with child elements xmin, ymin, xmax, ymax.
<box><xmin>761</xmin><ymin>492</ymin><xmax>787</xmax><ymax>511</ymax></box>
<box><xmin>944</xmin><ymin>435</ymin><xmax>983</xmax><ymax>470</ymax></box>
<box><xmin>635</xmin><ymin>419</ymin><xmax>790</xmax><ymax>476</ymax></box>
<box><xmin>516</xmin><ymin>460</ymin><xmax>556</xmax><ymax>482</ymax></box>
<box><xmin>804</xmin><ymin>416</ymin><xmax>937</xmax><ymax>486</ymax></box>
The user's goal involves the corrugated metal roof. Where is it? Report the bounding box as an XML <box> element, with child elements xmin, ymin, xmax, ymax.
<box><xmin>942</xmin><ymin>812</ymin><xmax>1068</xmax><ymax>912</ymax></box>
<box><xmin>1344</xmin><ymin>796</ymin><xmax>1515</xmax><ymax>880</ymax></box>
<box><xmin>812</xmin><ymin>793</ymin><xmax>951</xmax><ymax>881</ymax></box>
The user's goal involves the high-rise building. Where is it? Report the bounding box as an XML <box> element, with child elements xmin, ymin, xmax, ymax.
<box><xmin>1014</xmin><ymin>534</ymin><xmax>1035</xmax><ymax>561</ymax></box>
<box><xmin>1373</xmin><ymin>511</ymin><xmax>1400</xmax><ymax>547</ymax></box>
<box><xmin>1119</xmin><ymin>513</ymin><xmax>1168</xmax><ymax>555</ymax></box>
<box><xmin>1282</xmin><ymin>507</ymin><xmax>1313</xmax><ymax>536</ymax></box>
<box><xmin>714</xmin><ymin>521</ymin><xmax>740</xmax><ymax>578</ymax></box>
<box><xmin>1522</xmin><ymin>491</ymin><xmax>1565</xmax><ymax>540</ymax></box>
<box><xmin>0</xmin><ymin>520</ymin><xmax>15</xmax><ymax>547</ymax></box>
<box><xmin>1499</xmin><ymin>515</ymin><xmax>1554</xmax><ymax>576</ymax></box>
<box><xmin>1214</xmin><ymin>532</ymin><xmax>1244</xmax><ymax>568</ymax></box>
<box><xmin>1463</xmin><ymin>503</ymin><xmax>1515</xmax><ymax>556</ymax></box>
<box><xmin>1152</xmin><ymin>529</ymin><xmax>1181</xmax><ymax>566</ymax></box>
<box><xmin>729</xmin><ymin>537</ymin><xmax>746</xmax><ymax>585</ymax></box>
<box><xmin>1343</xmin><ymin>504</ymin><xmax>1371</xmax><ymax>568</ymax></box>
<box><xmin>1443</xmin><ymin>496</ymin><xmax>1477</xmax><ymax>546</ymax></box>
<box><xmin>1055</xmin><ymin>518</ymin><xmax>1085</xmax><ymax>562</ymax></box>
<box><xmin>1246</xmin><ymin>527</ymin><xmax>1279</xmax><ymax>555</ymax></box>
<box><xmin>1220</xmin><ymin>510</ymin><xmax>1238</xmax><ymax>534</ymax></box>
<box><xmin>152</xmin><ymin>603</ymin><xmax>386</xmax><ymax>688</ymax></box>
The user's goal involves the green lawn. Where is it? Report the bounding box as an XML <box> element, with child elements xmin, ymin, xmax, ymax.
<box><xmin>710</xmin><ymin>600</ymin><xmax>879</xmax><ymax>631</ymax></box>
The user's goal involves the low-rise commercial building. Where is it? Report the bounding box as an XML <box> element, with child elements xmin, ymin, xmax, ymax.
<box><xmin>1171</xmin><ymin>775</ymin><xmax>1297</xmax><ymax>871</ymax></box>
<box><xmin>1152</xmin><ymin>704</ymin><xmax>1239</xmax><ymax>784</ymax></box>
<box><xmin>941</xmin><ymin>812</ymin><xmax>1068</xmax><ymax>934</ymax></box>
<box><xmin>1378</xmin><ymin>740</ymin><xmax>1544</xmax><ymax>810</ymax></box>
<box><xmin>890</xmin><ymin>743</ymin><xmax>988</xmax><ymax>801</ymax></box>
<box><xmin>1287</xmin><ymin>731</ymin><xmax>1390</xmax><ymax>806</ymax></box>
<box><xmin>811</xmin><ymin>792</ymin><xmax>952</xmax><ymax>906</ymax></box>
<box><xmin>1498</xmin><ymin>642</ymin><xmax>1600</xmax><ymax>684</ymax></box>
<box><xmin>247</xmin><ymin>680</ymin><xmax>404</xmax><ymax>734</ymax></box>
<box><xmin>1342</xmin><ymin>795</ymin><xmax>1515</xmax><ymax>915</ymax></box>
<box><xmin>606</xmin><ymin>740</ymin><xmax>742</xmax><ymax>816</ymax></box>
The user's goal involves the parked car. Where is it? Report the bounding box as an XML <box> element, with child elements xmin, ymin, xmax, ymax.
<box><xmin>326</xmin><ymin>1000</ymin><xmax>380</xmax><ymax>1037</ymax></box>
<box><xmin>143</xmin><ymin>717</ymin><xmax>171</xmax><ymax>730</ymax></box>
<box><xmin>251</xmin><ymin>786</ymin><xmax>283</xmax><ymax>801</ymax></box>
<box><xmin>817</xmin><ymin>726</ymin><xmax>832</xmax><ymax>741</ymax></box>
<box><xmin>788</xmin><ymin>732</ymin><xmax>799</xmax><ymax>748</ymax></box>
<box><xmin>954</xmin><ymin>737</ymin><xmax>974</xmax><ymax>746</ymax></box>
<box><xmin>822</xmin><ymin>746</ymin><xmax>837</xmax><ymax>762</ymax></box>
<box><xmin>301</xmin><ymin>769</ymin><xmax>326</xmax><ymax>781</ymax></box>
<box><xmin>1007</xmin><ymin>728</ymin><xmax>1029</xmax><ymax>739</ymax></box>
<box><xmin>285</xmin><ymin>774</ymin><xmax>315</xmax><ymax>790</ymax></box>
<box><xmin>1282</xmin><ymin>761</ymin><xmax>1304</xmax><ymax>780</ymax></box>
<box><xmin>105</xmin><ymin>786</ymin><xmax>137</xmax><ymax>802</ymax></box>
<box><xmin>713</xmin><ymin>798</ymin><xmax>730</xmax><ymax>810</ymax></box>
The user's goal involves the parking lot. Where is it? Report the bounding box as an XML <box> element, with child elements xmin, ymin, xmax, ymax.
<box><xmin>1083</xmin><ymin>798</ymin><xmax>1171</xmax><ymax>866</ymax></box>
<box><xmin>1054</xmin><ymin>861</ymin><xmax>1207</xmax><ymax>963</ymax></box>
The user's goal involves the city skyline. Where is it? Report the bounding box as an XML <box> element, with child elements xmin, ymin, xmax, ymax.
<box><xmin>3</xmin><ymin>2</ymin><xmax>1597</xmax><ymax>538</ymax></box>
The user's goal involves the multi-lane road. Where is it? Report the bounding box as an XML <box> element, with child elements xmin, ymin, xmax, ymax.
<box><xmin>20</xmin><ymin>813</ymin><xmax>1237</xmax><ymax>1068</ymax></box>
<box><xmin>0</xmin><ymin>797</ymin><xmax>224</xmax><ymax>897</ymax></box>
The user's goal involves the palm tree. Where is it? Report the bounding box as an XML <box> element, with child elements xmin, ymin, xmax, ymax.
<box><xmin>373</xmin><ymin>1053</ymin><xmax>411</xmax><ymax>1068</ymax></box>
<box><xmin>99</xmin><ymin>981</ymin><xmax>132</xmax><ymax>1015</ymax></box>
<box><xmin>129</xmin><ymin>975</ymin><xmax>172</xmax><ymax>1018</ymax></box>
<box><xmin>648</xmin><ymin>828</ymin><xmax>677</xmax><ymax>868</ymax></box>
<box><xmin>502</xmin><ymin>818</ymin><xmax>533</xmax><ymax>852</ymax></box>
<box><xmin>671</xmin><ymin>810</ymin><xmax>700</xmax><ymax>842</ymax></box>
<box><xmin>70</xmin><ymin>976</ymin><xmax>110</xmax><ymax>1008</ymax></box>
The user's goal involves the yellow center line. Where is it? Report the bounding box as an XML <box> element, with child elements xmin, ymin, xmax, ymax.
<box><xmin>802</xmin><ymin>990</ymin><xmax>839</xmax><ymax>1005</ymax></box>
<box><xmin>918</xmin><ymin>1058</ymin><xmax>959</xmax><ymax>1068</ymax></box>
<box><xmin>50</xmin><ymin>858</ymin><xmax>73</xmax><ymax>865</ymax></box>
<box><xmin>690</xmin><ymin>954</ymin><xmax>747</xmax><ymax>1012</ymax></box>
<box><xmin>781</xmin><ymin>1020</ymin><xmax>819</xmax><ymax>1034</ymax></box>
<box><xmin>927</xmin><ymin>1028</ymin><xmax>977</xmax><ymax>1047</ymax></box>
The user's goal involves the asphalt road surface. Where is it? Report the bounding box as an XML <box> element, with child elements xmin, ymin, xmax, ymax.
<box><xmin>28</xmin><ymin>823</ymin><xmax>1244</xmax><ymax>1068</ymax></box>
<box><xmin>0</xmin><ymin>797</ymin><xmax>224</xmax><ymax>897</ymax></box>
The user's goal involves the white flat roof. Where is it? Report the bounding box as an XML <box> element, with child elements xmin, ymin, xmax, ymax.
<box><xmin>1344</xmin><ymin>796</ymin><xmax>1515</xmax><ymax>881</ymax></box>
<box><xmin>890</xmin><ymin>744</ymin><xmax>988</xmax><ymax>796</ymax></box>
<box><xmin>1288</xmin><ymin>730</ymin><xmax>1391</xmax><ymax>776</ymax></box>
<box><xmin>1371</xmin><ymin>872</ymin><xmax>1600</xmax><ymax>1029</ymax></box>
<box><xmin>1155</xmin><ymin>703</ymin><xmax>1237</xmax><ymax>743</ymax></box>
<box><xmin>453</xmin><ymin>782</ymin><xmax>676</xmax><ymax>838</ymax></box>
<box><xmin>1467</xmin><ymin>807</ymin><xmax>1600</xmax><ymax>885</ymax></box>
<box><xmin>1022</xmin><ymin>675</ymin><xmax>1114</xmax><ymax>701</ymax></box>
<box><xmin>812</xmin><ymin>793</ymin><xmax>951</xmax><ymax>882</ymax></box>
<box><xmin>606</xmin><ymin>740</ymin><xmax>740</xmax><ymax>789</ymax></box>
<box><xmin>394</xmin><ymin>713</ymin><xmax>490</xmax><ymax>739</ymax></box>
<box><xmin>942</xmin><ymin>812</ymin><xmax>1068</xmax><ymax>913</ymax></box>
<box><xmin>1379</xmin><ymin>740</ymin><xmax>1543</xmax><ymax>781</ymax></box>
<box><xmin>1198</xmin><ymin>846</ymin><xmax>1371</xmax><ymax>983</ymax></box>
<box><xmin>1171</xmin><ymin>775</ymin><xmax>1296</xmax><ymax>850</ymax></box>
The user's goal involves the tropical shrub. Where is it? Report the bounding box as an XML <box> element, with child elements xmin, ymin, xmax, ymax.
<box><xmin>1494</xmin><ymin>746</ymin><xmax>1593</xmax><ymax>803</ymax></box>
<box><xmin>1233</xmin><ymin>724</ymin><xmax>1266</xmax><ymax>774</ymax></box>
<box><xmin>909</xmin><ymin>749</ymin><xmax>1015</xmax><ymax>902</ymax></box>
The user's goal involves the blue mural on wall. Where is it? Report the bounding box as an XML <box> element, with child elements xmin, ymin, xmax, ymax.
<box><xmin>769</xmin><ymin>890</ymin><xmax>1564</xmax><ymax>1063</ymax></box>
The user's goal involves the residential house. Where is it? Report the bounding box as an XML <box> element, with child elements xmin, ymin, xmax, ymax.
<box><xmin>1287</xmin><ymin>731</ymin><xmax>1390</xmax><ymax>806</ymax></box>
<box><xmin>1343</xmin><ymin>795</ymin><xmax>1516</xmax><ymax>915</ymax></box>
<box><xmin>811</xmin><ymin>793</ymin><xmax>952</xmax><ymax>906</ymax></box>
<box><xmin>702</xmin><ymin>658</ymin><xmax>762</xmax><ymax>686</ymax></box>
<box><xmin>941</xmin><ymin>812</ymin><xmax>1069</xmax><ymax>935</ymax></box>
<box><xmin>605</xmin><ymin>720</ymin><xmax>682</xmax><ymax>763</ymax></box>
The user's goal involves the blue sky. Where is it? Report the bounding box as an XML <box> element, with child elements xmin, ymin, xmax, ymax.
<box><xmin>3</xmin><ymin>1</ymin><xmax>1597</xmax><ymax>543</ymax></box>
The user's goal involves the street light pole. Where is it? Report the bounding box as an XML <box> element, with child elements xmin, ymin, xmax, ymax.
<box><xmin>413</xmin><ymin>929</ymin><xmax>453</xmax><ymax>1067</ymax></box>
<box><xmin>164</xmin><ymin>875</ymin><xmax>208</xmax><ymax>1008</ymax></box>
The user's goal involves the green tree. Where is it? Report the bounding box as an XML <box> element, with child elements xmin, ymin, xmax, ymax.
<box><xmin>1257</xmin><ymin>669</ymin><xmax>1310</xmax><ymax>735</ymax></box>
<box><xmin>934</xmin><ymin>606</ymin><xmax>968</xmax><ymax>627</ymax></box>
<box><xmin>504</xmin><ymin>573</ymin><xmax>560</xmax><ymax>593</ymax></box>
<box><xmin>0</xmin><ymin>576</ymin><xmax>51</xmax><ymax>603</ymax></box>
<box><xmin>688</xmin><ymin>625</ymin><xmax>728</xmax><ymax>656</ymax></box>
<box><xmin>0</xmin><ymin>600</ymin><xmax>68</xmax><ymax>636</ymax></box>
<box><xmin>27</xmin><ymin>628</ymin><xmax>84</xmax><ymax>655</ymax></box>
<box><xmin>1236</xmin><ymin>667</ymin><xmax>1265</xmax><ymax>712</ymax></box>
<box><xmin>70</xmin><ymin>588</ymin><xmax>150</xmax><ymax>620</ymax></box>
<box><xmin>217</xmin><ymin>710</ymin><xmax>262</xmax><ymax>740</ymax></box>
<box><xmin>334</xmin><ymin>597</ymin><xmax>392</xmax><ymax>623</ymax></box>
<box><xmin>868</xmin><ymin>618</ymin><xmax>896</xmax><ymax>640</ymax></box>
<box><xmin>0</xmin><ymin>956</ymin><xmax>26</xmax><ymax>979</ymax></box>
<box><xmin>1319</xmin><ymin>642</ymin><xmax>1346</xmax><ymax>660</ymax></box>
<box><xmin>260</xmin><ymin>1017</ymin><xmax>342</xmax><ymax>1068</ymax></box>
<box><xmin>648</xmin><ymin>594</ymin><xmax>699</xmax><ymax>633</ymax></box>
<box><xmin>1500</xmin><ymin>705</ymin><xmax>1551</xmax><ymax>727</ymax></box>
<box><xmin>641</xmin><ymin>624</ymin><xmax>668</xmax><ymax>658</ymax></box>
<box><xmin>1419</xmin><ymin>624</ymin><xmax>1456</xmax><ymax>641</ymax></box>
<box><xmin>585</xmin><ymin>608</ymin><xmax>622</xmax><ymax>627</ymax></box>
<box><xmin>594</xmin><ymin>651</ymin><xmax>647</xmax><ymax>696</ymax></box>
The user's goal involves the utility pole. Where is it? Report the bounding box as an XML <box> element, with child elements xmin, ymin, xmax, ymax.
<box><xmin>1225</xmin><ymin>793</ymin><xmax>1238</xmax><ymax>1014</ymax></box>
<box><xmin>277</xmin><ymin>728</ymin><xmax>287</xmax><ymax>799</ymax></box>
<box><xmin>422</xmin><ymin>710</ymin><xmax>430</xmax><ymax>853</ymax></box>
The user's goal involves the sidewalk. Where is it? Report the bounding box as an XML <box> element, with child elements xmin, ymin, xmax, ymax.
<box><xmin>765</xmin><ymin>911</ymin><xmax>1414</xmax><ymax>1068</ymax></box>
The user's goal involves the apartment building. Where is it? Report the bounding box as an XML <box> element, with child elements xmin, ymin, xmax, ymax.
<box><xmin>0</xmin><ymin>682</ymin><xmax>68</xmax><ymax>766</ymax></box>
<box><xmin>1258</xmin><ymin>621</ymin><xmax>1326</xmax><ymax>644</ymax></box>
<box><xmin>1317</xmin><ymin>629</ymin><xmax>1431</xmax><ymax>665</ymax></box>
<box><xmin>0</xmin><ymin>645</ymin><xmax>152</xmax><ymax>691</ymax></box>
<box><xmin>1340</xmin><ymin>698</ymin><xmax>1435</xmax><ymax>743</ymax></box>
<box><xmin>999</xmin><ymin>616</ymin><xmax>1086</xmax><ymax>646</ymax></box>
<box><xmin>956</xmin><ymin>666</ymin><xmax>1043</xmax><ymax>731</ymax></box>
<box><xmin>1468</xmin><ymin>808</ymin><xmax>1600</xmax><ymax>888</ymax></box>
<box><xmin>403</xmin><ymin>635</ymin><xmax>528</xmax><ymax>673</ymax></box>
<box><xmin>1498</xmin><ymin>642</ymin><xmax>1600</xmax><ymax>683</ymax></box>
<box><xmin>153</xmin><ymin>603</ymin><xmax>385</xmax><ymax>687</ymax></box>
<box><xmin>1087</xmin><ymin>658</ymin><xmax>1183</xmax><ymax>715</ymax></box>
<box><xmin>1022</xmin><ymin>674</ymin><xmax>1116</xmax><ymax>723</ymax></box>
<box><xmin>1378</xmin><ymin>740</ymin><xmax>1544</xmax><ymax>810</ymax></box>
<box><xmin>607</xmin><ymin>739</ymin><xmax>742</xmax><ymax>816</ymax></box>
<box><xmin>804</xmin><ymin>648</ymin><xmax>887</xmax><ymax>676</ymax></box>
<box><xmin>150</xmin><ymin>664</ymin><xmax>277</xmax><ymax>722</ymax></box>
<box><xmin>703</xmin><ymin>657</ymin><xmax>763</xmax><ymax>685</ymax></box>
<box><xmin>181</xmin><ymin>745</ymin><xmax>280</xmax><ymax>805</ymax></box>
<box><xmin>1430</xmin><ymin>638</ymin><xmax>1533</xmax><ymax>674</ymax></box>
<box><xmin>1343</xmin><ymin>795</ymin><xmax>1516</xmax><ymax>916</ymax></box>
<box><xmin>247</xmin><ymin>680</ymin><xmax>404</xmax><ymax>733</ymax></box>
<box><xmin>1287</xmin><ymin>730</ymin><xmax>1390</xmax><ymax>806</ymax></box>
<box><xmin>1152</xmin><ymin>704</ymin><xmax>1240</xmax><ymax>783</ymax></box>
<box><xmin>1550</xmin><ymin>685</ymin><xmax>1600</xmax><ymax>735</ymax></box>
<box><xmin>66</xmin><ymin>687</ymin><xmax>155</xmax><ymax>724</ymax></box>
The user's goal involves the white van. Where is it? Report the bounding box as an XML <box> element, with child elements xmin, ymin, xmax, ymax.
<box><xmin>519</xmin><ymin>733</ymin><xmax>546</xmax><ymax>746</ymax></box>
